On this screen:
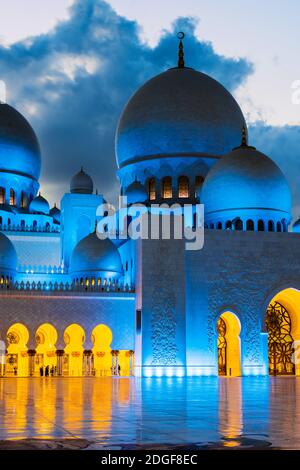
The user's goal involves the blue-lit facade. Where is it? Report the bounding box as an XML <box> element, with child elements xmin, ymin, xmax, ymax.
<box><xmin>1</xmin><ymin>47</ymin><xmax>300</xmax><ymax>379</ymax></box>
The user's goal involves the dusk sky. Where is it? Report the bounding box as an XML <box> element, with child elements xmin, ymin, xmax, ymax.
<box><xmin>0</xmin><ymin>0</ymin><xmax>299</xmax><ymax>215</ymax></box>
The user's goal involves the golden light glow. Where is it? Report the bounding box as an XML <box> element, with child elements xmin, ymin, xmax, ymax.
<box><xmin>268</xmin><ymin>288</ymin><xmax>300</xmax><ymax>376</ymax></box>
<box><xmin>92</xmin><ymin>324</ymin><xmax>113</xmax><ymax>376</ymax></box>
<box><xmin>64</xmin><ymin>324</ymin><xmax>85</xmax><ymax>376</ymax></box>
<box><xmin>218</xmin><ymin>312</ymin><xmax>241</xmax><ymax>377</ymax></box>
<box><xmin>35</xmin><ymin>323</ymin><xmax>58</xmax><ymax>376</ymax></box>
<box><xmin>6</xmin><ymin>323</ymin><xmax>29</xmax><ymax>377</ymax></box>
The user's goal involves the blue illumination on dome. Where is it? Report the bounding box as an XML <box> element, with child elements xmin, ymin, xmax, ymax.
<box><xmin>70</xmin><ymin>167</ymin><xmax>93</xmax><ymax>194</ymax></box>
<box><xmin>202</xmin><ymin>144</ymin><xmax>291</xmax><ymax>225</ymax></box>
<box><xmin>70</xmin><ymin>231</ymin><xmax>123</xmax><ymax>278</ymax></box>
<box><xmin>50</xmin><ymin>204</ymin><xmax>61</xmax><ymax>223</ymax></box>
<box><xmin>0</xmin><ymin>103</ymin><xmax>41</xmax><ymax>181</ymax></box>
<box><xmin>116</xmin><ymin>67</ymin><xmax>246</xmax><ymax>169</ymax></box>
<box><xmin>29</xmin><ymin>193</ymin><xmax>50</xmax><ymax>214</ymax></box>
<box><xmin>125</xmin><ymin>180</ymin><xmax>148</xmax><ymax>204</ymax></box>
<box><xmin>0</xmin><ymin>232</ymin><xmax>17</xmax><ymax>274</ymax></box>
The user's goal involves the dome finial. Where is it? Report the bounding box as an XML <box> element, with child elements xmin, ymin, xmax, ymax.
<box><xmin>177</xmin><ymin>32</ymin><xmax>185</xmax><ymax>68</ymax></box>
<box><xmin>241</xmin><ymin>126</ymin><xmax>247</xmax><ymax>146</ymax></box>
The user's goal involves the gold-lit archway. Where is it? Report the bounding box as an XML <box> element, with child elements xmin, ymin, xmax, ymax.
<box><xmin>265</xmin><ymin>288</ymin><xmax>300</xmax><ymax>376</ymax></box>
<box><xmin>35</xmin><ymin>323</ymin><xmax>57</xmax><ymax>376</ymax></box>
<box><xmin>6</xmin><ymin>323</ymin><xmax>29</xmax><ymax>377</ymax></box>
<box><xmin>217</xmin><ymin>312</ymin><xmax>241</xmax><ymax>377</ymax></box>
<box><xmin>64</xmin><ymin>324</ymin><xmax>85</xmax><ymax>376</ymax></box>
<box><xmin>92</xmin><ymin>324</ymin><xmax>113</xmax><ymax>376</ymax></box>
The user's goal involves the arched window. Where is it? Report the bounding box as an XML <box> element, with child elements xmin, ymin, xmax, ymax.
<box><xmin>210</xmin><ymin>223</ymin><xmax>214</xmax><ymax>229</ymax></box>
<box><xmin>33</xmin><ymin>220</ymin><xmax>37</xmax><ymax>231</ymax></box>
<box><xmin>258</xmin><ymin>219</ymin><xmax>264</xmax><ymax>231</ymax></box>
<box><xmin>0</xmin><ymin>187</ymin><xmax>5</xmax><ymax>204</ymax></box>
<box><xmin>195</xmin><ymin>175</ymin><xmax>204</xmax><ymax>198</ymax></box>
<box><xmin>7</xmin><ymin>218</ymin><xmax>11</xmax><ymax>227</ymax></box>
<box><xmin>217</xmin><ymin>222</ymin><xmax>222</xmax><ymax>230</ymax></box>
<box><xmin>20</xmin><ymin>219</ymin><xmax>25</xmax><ymax>229</ymax></box>
<box><xmin>45</xmin><ymin>222</ymin><xmax>50</xmax><ymax>232</ymax></box>
<box><xmin>0</xmin><ymin>216</ymin><xmax>2</xmax><ymax>226</ymax></box>
<box><xmin>234</xmin><ymin>219</ymin><xmax>243</xmax><ymax>231</ymax></box>
<box><xmin>268</xmin><ymin>220</ymin><xmax>274</xmax><ymax>232</ymax></box>
<box><xmin>246</xmin><ymin>219</ymin><xmax>254</xmax><ymax>231</ymax></box>
<box><xmin>178</xmin><ymin>176</ymin><xmax>189</xmax><ymax>198</ymax></box>
<box><xmin>9</xmin><ymin>189</ymin><xmax>15</xmax><ymax>206</ymax></box>
<box><xmin>277</xmin><ymin>221</ymin><xmax>282</xmax><ymax>232</ymax></box>
<box><xmin>148</xmin><ymin>177</ymin><xmax>156</xmax><ymax>201</ymax></box>
<box><xmin>21</xmin><ymin>191</ymin><xmax>28</xmax><ymax>208</ymax></box>
<box><xmin>162</xmin><ymin>177</ymin><xmax>172</xmax><ymax>199</ymax></box>
<box><xmin>225</xmin><ymin>220</ymin><xmax>232</xmax><ymax>229</ymax></box>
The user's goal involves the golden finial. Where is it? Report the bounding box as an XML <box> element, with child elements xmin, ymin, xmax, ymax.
<box><xmin>241</xmin><ymin>126</ymin><xmax>247</xmax><ymax>146</ymax></box>
<box><xmin>177</xmin><ymin>32</ymin><xmax>185</xmax><ymax>68</ymax></box>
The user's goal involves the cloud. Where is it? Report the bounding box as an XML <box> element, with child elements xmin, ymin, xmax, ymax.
<box><xmin>250</xmin><ymin>123</ymin><xmax>300</xmax><ymax>219</ymax></box>
<box><xmin>0</xmin><ymin>0</ymin><xmax>253</xmax><ymax>205</ymax></box>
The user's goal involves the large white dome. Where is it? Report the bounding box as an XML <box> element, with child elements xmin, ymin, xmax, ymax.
<box><xmin>202</xmin><ymin>143</ymin><xmax>291</xmax><ymax>229</ymax></box>
<box><xmin>116</xmin><ymin>67</ymin><xmax>246</xmax><ymax>170</ymax></box>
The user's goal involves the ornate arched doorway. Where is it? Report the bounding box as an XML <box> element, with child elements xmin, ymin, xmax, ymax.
<box><xmin>92</xmin><ymin>324</ymin><xmax>113</xmax><ymax>377</ymax></box>
<box><xmin>217</xmin><ymin>317</ymin><xmax>227</xmax><ymax>376</ymax></box>
<box><xmin>35</xmin><ymin>323</ymin><xmax>57</xmax><ymax>376</ymax></box>
<box><xmin>217</xmin><ymin>312</ymin><xmax>241</xmax><ymax>377</ymax></box>
<box><xmin>6</xmin><ymin>323</ymin><xmax>29</xmax><ymax>376</ymax></box>
<box><xmin>266</xmin><ymin>301</ymin><xmax>295</xmax><ymax>376</ymax></box>
<box><xmin>64</xmin><ymin>324</ymin><xmax>85</xmax><ymax>376</ymax></box>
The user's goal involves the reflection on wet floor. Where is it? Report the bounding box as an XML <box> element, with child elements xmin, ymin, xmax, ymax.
<box><xmin>0</xmin><ymin>376</ymin><xmax>300</xmax><ymax>449</ymax></box>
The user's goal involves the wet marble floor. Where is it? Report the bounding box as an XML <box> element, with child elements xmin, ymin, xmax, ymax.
<box><xmin>0</xmin><ymin>376</ymin><xmax>299</xmax><ymax>449</ymax></box>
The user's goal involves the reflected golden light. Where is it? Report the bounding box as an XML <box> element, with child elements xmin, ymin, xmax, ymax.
<box><xmin>219</xmin><ymin>378</ymin><xmax>243</xmax><ymax>446</ymax></box>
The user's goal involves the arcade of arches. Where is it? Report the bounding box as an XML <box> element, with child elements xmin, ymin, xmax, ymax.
<box><xmin>1</xmin><ymin>323</ymin><xmax>134</xmax><ymax>377</ymax></box>
<box><xmin>216</xmin><ymin>288</ymin><xmax>300</xmax><ymax>377</ymax></box>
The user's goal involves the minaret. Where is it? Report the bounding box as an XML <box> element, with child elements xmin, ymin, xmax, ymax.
<box><xmin>177</xmin><ymin>32</ymin><xmax>185</xmax><ymax>68</ymax></box>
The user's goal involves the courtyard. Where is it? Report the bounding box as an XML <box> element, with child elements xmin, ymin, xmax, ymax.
<box><xmin>0</xmin><ymin>376</ymin><xmax>299</xmax><ymax>450</ymax></box>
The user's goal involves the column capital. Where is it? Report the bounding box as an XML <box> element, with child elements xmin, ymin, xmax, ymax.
<box><xmin>27</xmin><ymin>349</ymin><xmax>36</xmax><ymax>356</ymax></box>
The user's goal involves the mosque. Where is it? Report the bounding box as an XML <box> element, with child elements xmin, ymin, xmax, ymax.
<box><xmin>0</xmin><ymin>34</ymin><xmax>300</xmax><ymax>378</ymax></box>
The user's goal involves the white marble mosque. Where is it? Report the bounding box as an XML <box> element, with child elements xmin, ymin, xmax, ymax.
<box><xmin>0</xmin><ymin>35</ymin><xmax>300</xmax><ymax>379</ymax></box>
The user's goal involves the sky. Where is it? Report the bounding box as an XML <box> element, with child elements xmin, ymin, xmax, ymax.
<box><xmin>0</xmin><ymin>0</ymin><xmax>299</xmax><ymax>215</ymax></box>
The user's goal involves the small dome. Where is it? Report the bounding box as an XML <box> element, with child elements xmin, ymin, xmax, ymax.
<box><xmin>70</xmin><ymin>167</ymin><xmax>93</xmax><ymax>194</ymax></box>
<box><xmin>202</xmin><ymin>142</ymin><xmax>291</xmax><ymax>225</ymax></box>
<box><xmin>29</xmin><ymin>193</ymin><xmax>50</xmax><ymax>214</ymax></box>
<box><xmin>70</xmin><ymin>231</ymin><xmax>123</xmax><ymax>278</ymax></box>
<box><xmin>0</xmin><ymin>232</ymin><xmax>17</xmax><ymax>274</ymax></box>
<box><xmin>116</xmin><ymin>67</ymin><xmax>246</xmax><ymax>169</ymax></box>
<box><xmin>125</xmin><ymin>180</ymin><xmax>148</xmax><ymax>204</ymax></box>
<box><xmin>50</xmin><ymin>204</ymin><xmax>61</xmax><ymax>223</ymax></box>
<box><xmin>292</xmin><ymin>219</ymin><xmax>300</xmax><ymax>233</ymax></box>
<box><xmin>0</xmin><ymin>103</ymin><xmax>41</xmax><ymax>181</ymax></box>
